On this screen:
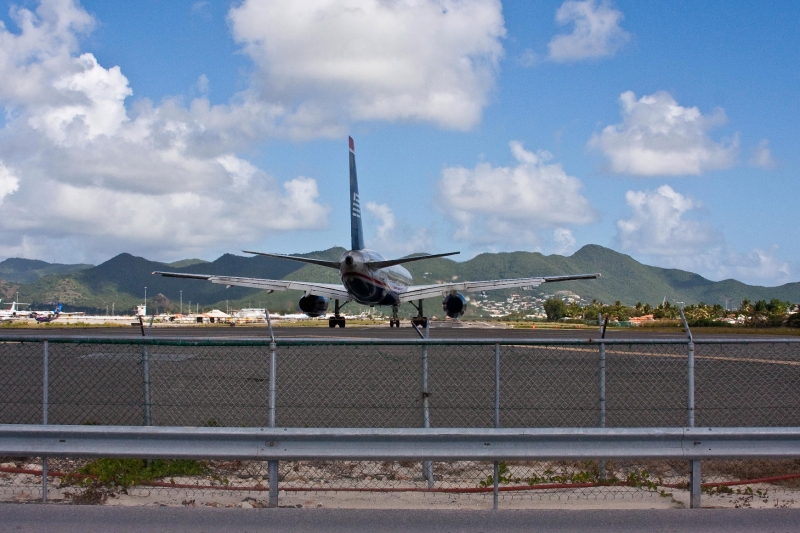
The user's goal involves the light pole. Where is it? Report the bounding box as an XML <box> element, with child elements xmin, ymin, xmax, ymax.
<box><xmin>144</xmin><ymin>287</ymin><xmax>147</xmax><ymax>315</ymax></box>
<box><xmin>180</xmin><ymin>291</ymin><xmax>183</xmax><ymax>314</ymax></box>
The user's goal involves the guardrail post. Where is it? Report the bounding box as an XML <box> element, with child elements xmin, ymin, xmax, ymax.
<box><xmin>421</xmin><ymin>320</ymin><xmax>433</xmax><ymax>488</ymax></box>
<box><xmin>42</xmin><ymin>340</ymin><xmax>48</xmax><ymax>502</ymax></box>
<box><xmin>598</xmin><ymin>314</ymin><xmax>607</xmax><ymax>480</ymax></box>
<box><xmin>267</xmin><ymin>309</ymin><xmax>279</xmax><ymax>508</ymax></box>
<box><xmin>268</xmin><ymin>340</ymin><xmax>278</xmax><ymax>508</ymax></box>
<box><xmin>680</xmin><ymin>308</ymin><xmax>700</xmax><ymax>509</ymax></box>
<box><xmin>493</xmin><ymin>343</ymin><xmax>500</xmax><ymax>511</ymax></box>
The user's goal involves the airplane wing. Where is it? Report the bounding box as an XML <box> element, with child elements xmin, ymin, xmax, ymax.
<box><xmin>398</xmin><ymin>273</ymin><xmax>601</xmax><ymax>302</ymax></box>
<box><xmin>152</xmin><ymin>272</ymin><xmax>352</xmax><ymax>301</ymax></box>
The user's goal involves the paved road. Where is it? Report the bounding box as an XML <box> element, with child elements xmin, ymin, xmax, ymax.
<box><xmin>2</xmin><ymin>506</ymin><xmax>800</xmax><ymax>533</ymax></box>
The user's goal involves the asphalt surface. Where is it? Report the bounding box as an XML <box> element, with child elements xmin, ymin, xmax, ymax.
<box><xmin>0</xmin><ymin>321</ymin><xmax>793</xmax><ymax>339</ymax></box>
<box><xmin>2</xmin><ymin>506</ymin><xmax>800</xmax><ymax>533</ymax></box>
<box><xmin>1</xmin><ymin>325</ymin><xmax>799</xmax><ymax>429</ymax></box>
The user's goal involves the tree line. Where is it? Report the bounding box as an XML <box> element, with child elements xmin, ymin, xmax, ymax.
<box><xmin>542</xmin><ymin>298</ymin><xmax>799</xmax><ymax>327</ymax></box>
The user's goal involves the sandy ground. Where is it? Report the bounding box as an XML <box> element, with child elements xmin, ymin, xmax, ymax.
<box><xmin>2</xmin><ymin>469</ymin><xmax>799</xmax><ymax>510</ymax></box>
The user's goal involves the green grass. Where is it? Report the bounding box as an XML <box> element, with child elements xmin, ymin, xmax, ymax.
<box><xmin>70</xmin><ymin>458</ymin><xmax>207</xmax><ymax>488</ymax></box>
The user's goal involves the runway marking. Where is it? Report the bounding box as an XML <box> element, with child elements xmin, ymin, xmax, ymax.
<box><xmin>507</xmin><ymin>345</ymin><xmax>800</xmax><ymax>367</ymax></box>
<box><xmin>80</xmin><ymin>353</ymin><xmax>197</xmax><ymax>362</ymax></box>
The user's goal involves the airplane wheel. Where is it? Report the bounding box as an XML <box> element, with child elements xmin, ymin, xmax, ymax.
<box><xmin>328</xmin><ymin>318</ymin><xmax>337</xmax><ymax>328</ymax></box>
<box><xmin>339</xmin><ymin>319</ymin><xmax>346</xmax><ymax>328</ymax></box>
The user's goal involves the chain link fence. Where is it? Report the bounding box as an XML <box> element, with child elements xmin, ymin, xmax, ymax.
<box><xmin>1</xmin><ymin>335</ymin><xmax>799</xmax><ymax>507</ymax></box>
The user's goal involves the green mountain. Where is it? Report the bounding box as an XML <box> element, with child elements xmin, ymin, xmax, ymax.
<box><xmin>10</xmin><ymin>245</ymin><xmax>800</xmax><ymax>314</ymax></box>
<box><xmin>0</xmin><ymin>258</ymin><xmax>93</xmax><ymax>284</ymax></box>
<box><xmin>167</xmin><ymin>258</ymin><xmax>209</xmax><ymax>268</ymax></box>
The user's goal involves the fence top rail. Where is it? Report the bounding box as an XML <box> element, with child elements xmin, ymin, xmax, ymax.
<box><xmin>0</xmin><ymin>334</ymin><xmax>799</xmax><ymax>347</ymax></box>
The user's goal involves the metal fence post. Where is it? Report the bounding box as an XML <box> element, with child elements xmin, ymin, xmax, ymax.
<box><xmin>680</xmin><ymin>308</ymin><xmax>700</xmax><ymax>509</ymax></box>
<box><xmin>421</xmin><ymin>320</ymin><xmax>433</xmax><ymax>488</ymax></box>
<box><xmin>267</xmin><ymin>310</ymin><xmax>279</xmax><ymax>508</ymax></box>
<box><xmin>598</xmin><ymin>314</ymin><xmax>607</xmax><ymax>480</ymax></box>
<box><xmin>493</xmin><ymin>343</ymin><xmax>500</xmax><ymax>511</ymax></box>
<box><xmin>142</xmin><ymin>345</ymin><xmax>152</xmax><ymax>426</ymax></box>
<box><xmin>42</xmin><ymin>340</ymin><xmax>48</xmax><ymax>502</ymax></box>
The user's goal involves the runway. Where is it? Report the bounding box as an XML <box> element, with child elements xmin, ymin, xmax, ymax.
<box><xmin>1</xmin><ymin>324</ymin><xmax>799</xmax><ymax>430</ymax></box>
<box><xmin>0</xmin><ymin>321</ymin><xmax>790</xmax><ymax>340</ymax></box>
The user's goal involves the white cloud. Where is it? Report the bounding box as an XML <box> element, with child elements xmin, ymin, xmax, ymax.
<box><xmin>553</xmin><ymin>228</ymin><xmax>576</xmax><ymax>255</ymax></box>
<box><xmin>547</xmin><ymin>0</ymin><xmax>629</xmax><ymax>62</ymax></box>
<box><xmin>0</xmin><ymin>0</ymin><xmax>331</xmax><ymax>262</ymax></box>
<box><xmin>616</xmin><ymin>185</ymin><xmax>720</xmax><ymax>256</ymax></box>
<box><xmin>365</xmin><ymin>202</ymin><xmax>433</xmax><ymax>257</ymax></box>
<box><xmin>750</xmin><ymin>139</ymin><xmax>776</xmax><ymax>169</ymax></box>
<box><xmin>228</xmin><ymin>0</ymin><xmax>506</xmax><ymax>133</ymax></box>
<box><xmin>438</xmin><ymin>141</ymin><xmax>596</xmax><ymax>248</ymax></box>
<box><xmin>615</xmin><ymin>185</ymin><xmax>791</xmax><ymax>285</ymax></box>
<box><xmin>589</xmin><ymin>91</ymin><xmax>739</xmax><ymax>176</ymax></box>
<box><xmin>0</xmin><ymin>161</ymin><xmax>20</xmax><ymax>204</ymax></box>
<box><xmin>27</xmin><ymin>53</ymin><xmax>132</xmax><ymax>145</ymax></box>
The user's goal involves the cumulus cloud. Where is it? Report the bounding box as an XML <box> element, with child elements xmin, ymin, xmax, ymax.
<box><xmin>0</xmin><ymin>0</ymin><xmax>330</xmax><ymax>262</ymax></box>
<box><xmin>553</xmin><ymin>228</ymin><xmax>577</xmax><ymax>255</ymax></box>
<box><xmin>0</xmin><ymin>162</ymin><xmax>20</xmax><ymax>204</ymax></box>
<box><xmin>750</xmin><ymin>139</ymin><xmax>776</xmax><ymax>169</ymax></box>
<box><xmin>547</xmin><ymin>0</ymin><xmax>629</xmax><ymax>62</ymax></box>
<box><xmin>228</xmin><ymin>0</ymin><xmax>506</xmax><ymax>133</ymax></box>
<box><xmin>616</xmin><ymin>185</ymin><xmax>720</xmax><ymax>256</ymax></box>
<box><xmin>615</xmin><ymin>185</ymin><xmax>791</xmax><ymax>285</ymax></box>
<box><xmin>438</xmin><ymin>141</ymin><xmax>596</xmax><ymax>249</ymax></box>
<box><xmin>589</xmin><ymin>91</ymin><xmax>739</xmax><ymax>176</ymax></box>
<box><xmin>365</xmin><ymin>202</ymin><xmax>433</xmax><ymax>257</ymax></box>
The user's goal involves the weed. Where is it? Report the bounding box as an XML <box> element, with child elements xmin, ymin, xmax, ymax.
<box><xmin>64</xmin><ymin>458</ymin><xmax>206</xmax><ymax>489</ymax></box>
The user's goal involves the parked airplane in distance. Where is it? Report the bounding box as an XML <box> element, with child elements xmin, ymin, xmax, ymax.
<box><xmin>153</xmin><ymin>137</ymin><xmax>600</xmax><ymax>328</ymax></box>
<box><xmin>0</xmin><ymin>300</ymin><xmax>31</xmax><ymax>319</ymax></box>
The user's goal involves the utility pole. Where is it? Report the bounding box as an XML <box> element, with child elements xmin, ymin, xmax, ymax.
<box><xmin>180</xmin><ymin>291</ymin><xmax>183</xmax><ymax>314</ymax></box>
<box><xmin>144</xmin><ymin>286</ymin><xmax>147</xmax><ymax>315</ymax></box>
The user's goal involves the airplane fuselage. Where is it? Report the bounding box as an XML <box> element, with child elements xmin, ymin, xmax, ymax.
<box><xmin>339</xmin><ymin>249</ymin><xmax>411</xmax><ymax>306</ymax></box>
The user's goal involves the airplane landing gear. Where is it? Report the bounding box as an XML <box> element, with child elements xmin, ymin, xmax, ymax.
<box><xmin>410</xmin><ymin>299</ymin><xmax>428</xmax><ymax>329</ymax></box>
<box><xmin>389</xmin><ymin>305</ymin><xmax>400</xmax><ymax>328</ymax></box>
<box><xmin>328</xmin><ymin>299</ymin><xmax>347</xmax><ymax>328</ymax></box>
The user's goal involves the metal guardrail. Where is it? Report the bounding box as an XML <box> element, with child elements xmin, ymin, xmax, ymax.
<box><xmin>3</xmin><ymin>425</ymin><xmax>800</xmax><ymax>461</ymax></box>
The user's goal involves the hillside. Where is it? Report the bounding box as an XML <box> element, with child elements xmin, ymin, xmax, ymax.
<box><xmin>0</xmin><ymin>258</ymin><xmax>93</xmax><ymax>284</ymax></box>
<box><xmin>9</xmin><ymin>245</ymin><xmax>800</xmax><ymax>314</ymax></box>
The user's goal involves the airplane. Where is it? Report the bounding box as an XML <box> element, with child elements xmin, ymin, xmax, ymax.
<box><xmin>153</xmin><ymin>137</ymin><xmax>600</xmax><ymax>328</ymax></box>
<box><xmin>0</xmin><ymin>300</ymin><xmax>32</xmax><ymax>319</ymax></box>
<box><xmin>32</xmin><ymin>303</ymin><xmax>63</xmax><ymax>323</ymax></box>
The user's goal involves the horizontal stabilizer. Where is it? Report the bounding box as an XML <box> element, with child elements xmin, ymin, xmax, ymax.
<box><xmin>542</xmin><ymin>273</ymin><xmax>602</xmax><ymax>283</ymax></box>
<box><xmin>242</xmin><ymin>251</ymin><xmax>341</xmax><ymax>269</ymax></box>
<box><xmin>152</xmin><ymin>271</ymin><xmax>212</xmax><ymax>280</ymax></box>
<box><xmin>367</xmin><ymin>251</ymin><xmax>460</xmax><ymax>270</ymax></box>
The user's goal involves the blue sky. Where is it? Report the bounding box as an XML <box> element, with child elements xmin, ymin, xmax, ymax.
<box><xmin>0</xmin><ymin>0</ymin><xmax>797</xmax><ymax>286</ymax></box>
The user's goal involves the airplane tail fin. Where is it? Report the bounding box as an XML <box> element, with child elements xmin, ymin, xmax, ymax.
<box><xmin>349</xmin><ymin>137</ymin><xmax>365</xmax><ymax>251</ymax></box>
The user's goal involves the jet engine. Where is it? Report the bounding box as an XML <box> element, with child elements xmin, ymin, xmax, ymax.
<box><xmin>299</xmin><ymin>295</ymin><xmax>329</xmax><ymax>317</ymax></box>
<box><xmin>442</xmin><ymin>293</ymin><xmax>467</xmax><ymax>319</ymax></box>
